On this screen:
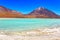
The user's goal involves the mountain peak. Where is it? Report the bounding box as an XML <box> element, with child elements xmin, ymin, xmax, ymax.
<box><xmin>36</xmin><ymin>7</ymin><xmax>45</xmax><ymax>10</ymax></box>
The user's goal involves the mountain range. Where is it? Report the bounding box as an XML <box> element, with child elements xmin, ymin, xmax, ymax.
<box><xmin>0</xmin><ymin>6</ymin><xmax>60</xmax><ymax>18</ymax></box>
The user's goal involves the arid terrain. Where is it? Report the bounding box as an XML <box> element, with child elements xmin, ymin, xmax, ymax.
<box><xmin>0</xmin><ymin>6</ymin><xmax>60</xmax><ymax>18</ymax></box>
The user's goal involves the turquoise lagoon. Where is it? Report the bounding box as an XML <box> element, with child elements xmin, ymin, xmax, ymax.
<box><xmin>0</xmin><ymin>18</ymin><xmax>60</xmax><ymax>31</ymax></box>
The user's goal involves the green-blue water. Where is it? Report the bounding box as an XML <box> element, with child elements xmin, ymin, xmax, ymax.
<box><xmin>0</xmin><ymin>18</ymin><xmax>60</xmax><ymax>31</ymax></box>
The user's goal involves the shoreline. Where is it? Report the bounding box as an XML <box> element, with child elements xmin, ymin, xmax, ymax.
<box><xmin>0</xmin><ymin>27</ymin><xmax>60</xmax><ymax>35</ymax></box>
<box><xmin>0</xmin><ymin>27</ymin><xmax>60</xmax><ymax>40</ymax></box>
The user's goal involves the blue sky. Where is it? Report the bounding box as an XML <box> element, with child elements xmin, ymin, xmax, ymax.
<box><xmin>0</xmin><ymin>0</ymin><xmax>60</xmax><ymax>15</ymax></box>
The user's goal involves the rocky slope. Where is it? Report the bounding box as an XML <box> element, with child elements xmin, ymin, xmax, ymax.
<box><xmin>0</xmin><ymin>6</ymin><xmax>24</xmax><ymax>18</ymax></box>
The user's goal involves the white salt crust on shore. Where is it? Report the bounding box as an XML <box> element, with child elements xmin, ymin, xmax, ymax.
<box><xmin>0</xmin><ymin>27</ymin><xmax>60</xmax><ymax>40</ymax></box>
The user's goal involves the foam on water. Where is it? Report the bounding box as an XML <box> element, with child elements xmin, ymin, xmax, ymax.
<box><xmin>0</xmin><ymin>26</ymin><xmax>60</xmax><ymax>40</ymax></box>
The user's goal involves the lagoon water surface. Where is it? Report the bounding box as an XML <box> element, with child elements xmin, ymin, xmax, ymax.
<box><xmin>0</xmin><ymin>18</ymin><xmax>60</xmax><ymax>31</ymax></box>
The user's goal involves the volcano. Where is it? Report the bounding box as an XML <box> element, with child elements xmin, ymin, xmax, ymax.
<box><xmin>29</xmin><ymin>7</ymin><xmax>60</xmax><ymax>18</ymax></box>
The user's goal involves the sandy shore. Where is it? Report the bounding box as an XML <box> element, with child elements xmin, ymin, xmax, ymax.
<box><xmin>0</xmin><ymin>27</ymin><xmax>60</xmax><ymax>40</ymax></box>
<box><xmin>0</xmin><ymin>35</ymin><xmax>60</xmax><ymax>40</ymax></box>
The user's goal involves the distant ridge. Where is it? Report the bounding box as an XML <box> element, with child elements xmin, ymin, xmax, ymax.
<box><xmin>0</xmin><ymin>6</ymin><xmax>60</xmax><ymax>18</ymax></box>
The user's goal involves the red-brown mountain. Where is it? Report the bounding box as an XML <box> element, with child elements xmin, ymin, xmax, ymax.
<box><xmin>29</xmin><ymin>7</ymin><xmax>60</xmax><ymax>18</ymax></box>
<box><xmin>0</xmin><ymin>6</ymin><xmax>60</xmax><ymax>18</ymax></box>
<box><xmin>0</xmin><ymin>6</ymin><xmax>24</xmax><ymax>18</ymax></box>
